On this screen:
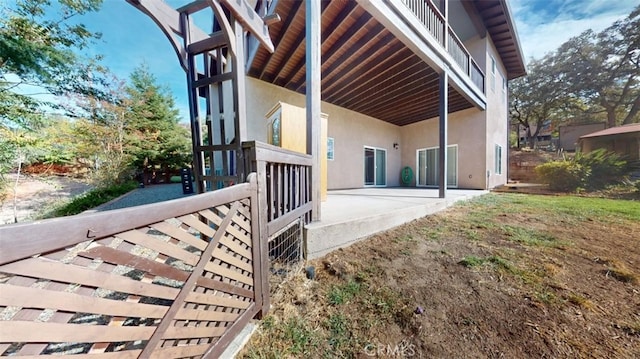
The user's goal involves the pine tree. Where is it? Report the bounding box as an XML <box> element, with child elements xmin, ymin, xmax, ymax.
<box><xmin>124</xmin><ymin>65</ymin><xmax>191</xmax><ymax>183</ymax></box>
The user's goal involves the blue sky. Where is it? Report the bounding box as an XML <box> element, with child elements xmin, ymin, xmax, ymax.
<box><xmin>511</xmin><ymin>0</ymin><xmax>637</xmax><ymax>61</ymax></box>
<box><xmin>9</xmin><ymin>0</ymin><xmax>639</xmax><ymax>122</ymax></box>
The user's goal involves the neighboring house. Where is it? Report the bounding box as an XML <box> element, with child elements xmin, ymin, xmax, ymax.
<box><xmin>518</xmin><ymin>119</ymin><xmax>553</xmax><ymax>148</ymax></box>
<box><xmin>579</xmin><ymin>123</ymin><xmax>640</xmax><ymax>162</ymax></box>
<box><xmin>243</xmin><ymin>0</ymin><xmax>526</xmax><ymax>191</ymax></box>
<box><xmin>559</xmin><ymin>123</ymin><xmax>606</xmax><ymax>151</ymax></box>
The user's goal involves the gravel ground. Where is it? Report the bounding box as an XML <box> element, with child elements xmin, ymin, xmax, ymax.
<box><xmin>1</xmin><ymin>174</ymin><xmax>93</xmax><ymax>225</ymax></box>
<box><xmin>1</xmin><ymin>176</ymin><xmax>195</xmax><ymax>225</ymax></box>
<box><xmin>92</xmin><ymin>183</ymin><xmax>195</xmax><ymax>212</ymax></box>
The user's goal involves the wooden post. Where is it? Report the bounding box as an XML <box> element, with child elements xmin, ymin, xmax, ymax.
<box><xmin>306</xmin><ymin>0</ymin><xmax>321</xmax><ymax>221</ymax></box>
<box><xmin>182</xmin><ymin>12</ymin><xmax>206</xmax><ymax>194</ymax></box>
<box><xmin>439</xmin><ymin>70</ymin><xmax>448</xmax><ymax>199</ymax></box>
<box><xmin>232</xmin><ymin>18</ymin><xmax>248</xmax><ymax>183</ymax></box>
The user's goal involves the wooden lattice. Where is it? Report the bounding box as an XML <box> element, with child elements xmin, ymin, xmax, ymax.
<box><xmin>0</xmin><ymin>177</ymin><xmax>264</xmax><ymax>358</ymax></box>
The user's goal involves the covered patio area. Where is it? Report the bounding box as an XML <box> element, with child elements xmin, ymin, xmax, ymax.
<box><xmin>305</xmin><ymin>188</ymin><xmax>487</xmax><ymax>258</ymax></box>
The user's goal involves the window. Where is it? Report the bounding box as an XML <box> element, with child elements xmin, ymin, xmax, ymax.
<box><xmin>495</xmin><ymin>144</ymin><xmax>503</xmax><ymax>175</ymax></box>
<box><xmin>490</xmin><ymin>56</ymin><xmax>496</xmax><ymax>92</ymax></box>
<box><xmin>502</xmin><ymin>76</ymin><xmax>507</xmax><ymax>103</ymax></box>
<box><xmin>327</xmin><ymin>137</ymin><xmax>334</xmax><ymax>160</ymax></box>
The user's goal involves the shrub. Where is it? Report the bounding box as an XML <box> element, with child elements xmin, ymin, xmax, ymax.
<box><xmin>535</xmin><ymin>160</ymin><xmax>586</xmax><ymax>191</ymax></box>
<box><xmin>536</xmin><ymin>149</ymin><xmax>632</xmax><ymax>192</ymax></box>
<box><xmin>574</xmin><ymin>149</ymin><xmax>629</xmax><ymax>190</ymax></box>
<box><xmin>42</xmin><ymin>181</ymin><xmax>138</xmax><ymax>218</ymax></box>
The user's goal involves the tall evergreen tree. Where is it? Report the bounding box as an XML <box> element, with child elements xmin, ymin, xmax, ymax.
<box><xmin>124</xmin><ymin>65</ymin><xmax>190</xmax><ymax>181</ymax></box>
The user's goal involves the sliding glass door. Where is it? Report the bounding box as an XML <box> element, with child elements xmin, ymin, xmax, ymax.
<box><xmin>364</xmin><ymin>147</ymin><xmax>386</xmax><ymax>186</ymax></box>
<box><xmin>417</xmin><ymin>145</ymin><xmax>457</xmax><ymax>187</ymax></box>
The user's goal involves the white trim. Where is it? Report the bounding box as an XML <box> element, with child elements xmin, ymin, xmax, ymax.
<box><xmin>363</xmin><ymin>145</ymin><xmax>387</xmax><ymax>187</ymax></box>
<box><xmin>415</xmin><ymin>144</ymin><xmax>458</xmax><ymax>188</ymax></box>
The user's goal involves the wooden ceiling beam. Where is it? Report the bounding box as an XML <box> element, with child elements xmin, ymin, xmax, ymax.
<box><xmin>340</xmin><ymin>64</ymin><xmax>435</xmax><ymax>110</ymax></box>
<box><xmin>295</xmin><ymin>20</ymin><xmax>384</xmax><ymax>93</ymax></box>
<box><xmin>257</xmin><ymin>0</ymin><xmax>303</xmax><ymax>79</ymax></box>
<box><xmin>278</xmin><ymin>2</ymin><xmax>364</xmax><ymax>88</ymax></box>
<box><xmin>321</xmin><ymin>32</ymin><xmax>400</xmax><ymax>95</ymax></box>
<box><xmin>355</xmin><ymin>73</ymin><xmax>439</xmax><ymax>118</ymax></box>
<box><xmin>262</xmin><ymin>1</ymin><xmax>333</xmax><ymax>83</ymax></box>
<box><xmin>326</xmin><ymin>53</ymin><xmax>423</xmax><ymax>105</ymax></box>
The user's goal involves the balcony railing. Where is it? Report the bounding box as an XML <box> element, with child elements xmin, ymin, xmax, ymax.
<box><xmin>403</xmin><ymin>0</ymin><xmax>445</xmax><ymax>46</ymax></box>
<box><xmin>401</xmin><ymin>0</ymin><xmax>485</xmax><ymax>94</ymax></box>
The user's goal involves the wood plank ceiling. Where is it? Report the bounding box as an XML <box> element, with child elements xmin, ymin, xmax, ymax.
<box><xmin>473</xmin><ymin>0</ymin><xmax>526</xmax><ymax>80</ymax></box>
<box><xmin>247</xmin><ymin>0</ymin><xmax>474</xmax><ymax>127</ymax></box>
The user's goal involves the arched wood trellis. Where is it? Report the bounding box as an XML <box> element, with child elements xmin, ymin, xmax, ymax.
<box><xmin>126</xmin><ymin>0</ymin><xmax>278</xmax><ymax>193</ymax></box>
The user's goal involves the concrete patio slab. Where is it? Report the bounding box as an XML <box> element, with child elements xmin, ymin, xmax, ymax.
<box><xmin>305</xmin><ymin>188</ymin><xmax>487</xmax><ymax>259</ymax></box>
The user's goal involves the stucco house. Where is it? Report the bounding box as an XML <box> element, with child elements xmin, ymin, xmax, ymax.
<box><xmin>0</xmin><ymin>3</ymin><xmax>528</xmax><ymax>355</ymax></box>
<box><xmin>242</xmin><ymin>0</ymin><xmax>526</xmax><ymax>192</ymax></box>
<box><xmin>127</xmin><ymin>0</ymin><xmax>526</xmax><ymax>212</ymax></box>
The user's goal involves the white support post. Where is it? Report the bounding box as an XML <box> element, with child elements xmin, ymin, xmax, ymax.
<box><xmin>306</xmin><ymin>0</ymin><xmax>321</xmax><ymax>221</ymax></box>
<box><xmin>439</xmin><ymin>70</ymin><xmax>448</xmax><ymax>199</ymax></box>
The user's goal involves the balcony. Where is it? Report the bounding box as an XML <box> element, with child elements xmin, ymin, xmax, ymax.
<box><xmin>401</xmin><ymin>0</ymin><xmax>485</xmax><ymax>93</ymax></box>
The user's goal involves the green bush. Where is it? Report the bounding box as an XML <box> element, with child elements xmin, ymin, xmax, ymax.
<box><xmin>536</xmin><ymin>149</ymin><xmax>631</xmax><ymax>192</ymax></box>
<box><xmin>42</xmin><ymin>181</ymin><xmax>138</xmax><ymax>218</ymax></box>
<box><xmin>574</xmin><ymin>149</ymin><xmax>629</xmax><ymax>190</ymax></box>
<box><xmin>535</xmin><ymin>161</ymin><xmax>586</xmax><ymax>191</ymax></box>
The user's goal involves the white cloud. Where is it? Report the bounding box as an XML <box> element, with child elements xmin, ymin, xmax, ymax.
<box><xmin>511</xmin><ymin>0</ymin><xmax>636</xmax><ymax>62</ymax></box>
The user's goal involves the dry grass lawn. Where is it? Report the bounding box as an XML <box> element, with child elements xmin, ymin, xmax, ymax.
<box><xmin>240</xmin><ymin>193</ymin><xmax>640</xmax><ymax>358</ymax></box>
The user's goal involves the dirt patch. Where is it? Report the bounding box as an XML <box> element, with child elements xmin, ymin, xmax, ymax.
<box><xmin>0</xmin><ymin>174</ymin><xmax>92</xmax><ymax>224</ymax></box>
<box><xmin>241</xmin><ymin>194</ymin><xmax>640</xmax><ymax>358</ymax></box>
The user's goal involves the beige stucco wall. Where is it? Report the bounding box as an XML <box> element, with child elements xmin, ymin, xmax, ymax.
<box><xmin>246</xmin><ymin>78</ymin><xmax>402</xmax><ymax>189</ymax></box>
<box><xmin>244</xmin><ymin>27</ymin><xmax>510</xmax><ymax>191</ymax></box>
<box><xmin>484</xmin><ymin>36</ymin><xmax>509</xmax><ymax>189</ymax></box>
<box><xmin>400</xmin><ymin>107</ymin><xmax>487</xmax><ymax>189</ymax></box>
<box><xmin>464</xmin><ymin>34</ymin><xmax>487</xmax><ymax>71</ymax></box>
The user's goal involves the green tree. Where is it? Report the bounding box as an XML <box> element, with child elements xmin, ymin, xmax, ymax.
<box><xmin>124</xmin><ymin>65</ymin><xmax>191</xmax><ymax>182</ymax></box>
<box><xmin>71</xmin><ymin>77</ymin><xmax>132</xmax><ymax>185</ymax></box>
<box><xmin>0</xmin><ymin>0</ymin><xmax>104</xmax><ymax>129</ymax></box>
<box><xmin>509</xmin><ymin>58</ymin><xmax>564</xmax><ymax>148</ymax></box>
<box><xmin>0</xmin><ymin>0</ymin><xmax>104</xmax><ymax>198</ymax></box>
<box><xmin>550</xmin><ymin>6</ymin><xmax>640</xmax><ymax>127</ymax></box>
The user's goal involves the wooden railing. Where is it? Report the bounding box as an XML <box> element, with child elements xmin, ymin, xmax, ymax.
<box><xmin>470</xmin><ymin>59</ymin><xmax>485</xmax><ymax>93</ymax></box>
<box><xmin>0</xmin><ymin>175</ymin><xmax>268</xmax><ymax>358</ymax></box>
<box><xmin>447</xmin><ymin>28</ymin><xmax>469</xmax><ymax>75</ymax></box>
<box><xmin>243</xmin><ymin>141</ymin><xmax>313</xmax><ymax>238</ymax></box>
<box><xmin>402</xmin><ymin>0</ymin><xmax>445</xmax><ymax>46</ymax></box>
<box><xmin>401</xmin><ymin>0</ymin><xmax>485</xmax><ymax>94</ymax></box>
